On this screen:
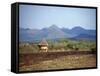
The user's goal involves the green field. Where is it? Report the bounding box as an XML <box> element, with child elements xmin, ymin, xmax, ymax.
<box><xmin>19</xmin><ymin>39</ymin><xmax>96</xmax><ymax>53</ymax></box>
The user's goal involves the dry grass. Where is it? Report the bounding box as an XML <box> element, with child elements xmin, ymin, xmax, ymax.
<box><xmin>19</xmin><ymin>53</ymin><xmax>96</xmax><ymax>71</ymax></box>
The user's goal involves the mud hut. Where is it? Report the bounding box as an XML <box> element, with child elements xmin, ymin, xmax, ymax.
<box><xmin>38</xmin><ymin>39</ymin><xmax>48</xmax><ymax>52</ymax></box>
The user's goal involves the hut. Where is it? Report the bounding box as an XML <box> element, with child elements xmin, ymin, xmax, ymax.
<box><xmin>38</xmin><ymin>39</ymin><xmax>48</xmax><ymax>52</ymax></box>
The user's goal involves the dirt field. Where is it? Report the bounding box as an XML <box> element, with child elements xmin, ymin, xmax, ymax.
<box><xmin>19</xmin><ymin>51</ymin><xmax>96</xmax><ymax>71</ymax></box>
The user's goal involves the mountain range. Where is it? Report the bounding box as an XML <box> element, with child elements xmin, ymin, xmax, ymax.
<box><xmin>19</xmin><ymin>25</ymin><xmax>96</xmax><ymax>42</ymax></box>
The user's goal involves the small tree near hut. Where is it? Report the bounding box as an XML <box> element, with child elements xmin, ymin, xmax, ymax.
<box><xmin>38</xmin><ymin>39</ymin><xmax>48</xmax><ymax>52</ymax></box>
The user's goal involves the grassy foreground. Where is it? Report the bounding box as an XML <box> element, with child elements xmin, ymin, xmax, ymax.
<box><xmin>19</xmin><ymin>39</ymin><xmax>96</xmax><ymax>71</ymax></box>
<box><xmin>19</xmin><ymin>52</ymin><xmax>96</xmax><ymax>71</ymax></box>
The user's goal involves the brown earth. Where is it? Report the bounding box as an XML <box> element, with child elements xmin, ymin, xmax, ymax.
<box><xmin>19</xmin><ymin>51</ymin><xmax>96</xmax><ymax>71</ymax></box>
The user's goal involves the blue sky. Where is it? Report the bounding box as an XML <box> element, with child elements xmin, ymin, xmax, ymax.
<box><xmin>19</xmin><ymin>5</ymin><xmax>96</xmax><ymax>30</ymax></box>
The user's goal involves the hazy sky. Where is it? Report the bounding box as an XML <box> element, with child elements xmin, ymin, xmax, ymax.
<box><xmin>19</xmin><ymin>5</ymin><xmax>96</xmax><ymax>30</ymax></box>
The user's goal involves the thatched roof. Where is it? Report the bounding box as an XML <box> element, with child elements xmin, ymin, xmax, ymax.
<box><xmin>38</xmin><ymin>39</ymin><xmax>48</xmax><ymax>46</ymax></box>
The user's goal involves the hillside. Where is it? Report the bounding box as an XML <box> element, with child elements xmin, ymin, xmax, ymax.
<box><xmin>19</xmin><ymin>25</ymin><xmax>96</xmax><ymax>42</ymax></box>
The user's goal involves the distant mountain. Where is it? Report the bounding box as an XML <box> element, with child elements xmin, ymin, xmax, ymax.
<box><xmin>43</xmin><ymin>25</ymin><xmax>68</xmax><ymax>39</ymax></box>
<box><xmin>61</xmin><ymin>26</ymin><xmax>96</xmax><ymax>37</ymax></box>
<box><xmin>71</xmin><ymin>26</ymin><xmax>85</xmax><ymax>31</ymax></box>
<box><xmin>70</xmin><ymin>26</ymin><xmax>86</xmax><ymax>35</ymax></box>
<box><xmin>61</xmin><ymin>26</ymin><xmax>86</xmax><ymax>37</ymax></box>
<box><xmin>19</xmin><ymin>25</ymin><xmax>96</xmax><ymax>42</ymax></box>
<box><xmin>73</xmin><ymin>34</ymin><xmax>96</xmax><ymax>40</ymax></box>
